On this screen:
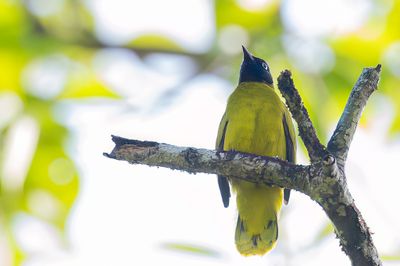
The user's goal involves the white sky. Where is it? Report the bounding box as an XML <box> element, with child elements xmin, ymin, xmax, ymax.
<box><xmin>84</xmin><ymin>0</ymin><xmax>215</xmax><ymax>52</ymax></box>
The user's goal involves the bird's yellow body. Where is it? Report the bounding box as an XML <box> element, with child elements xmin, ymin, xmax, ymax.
<box><xmin>216</xmin><ymin>82</ymin><xmax>296</xmax><ymax>255</ymax></box>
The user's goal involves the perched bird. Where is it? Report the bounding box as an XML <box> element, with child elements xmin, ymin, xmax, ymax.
<box><xmin>215</xmin><ymin>46</ymin><xmax>296</xmax><ymax>256</ymax></box>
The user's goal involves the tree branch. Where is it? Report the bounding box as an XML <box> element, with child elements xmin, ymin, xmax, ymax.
<box><xmin>104</xmin><ymin>66</ymin><xmax>382</xmax><ymax>266</ymax></box>
<box><xmin>277</xmin><ymin>70</ymin><xmax>330</xmax><ymax>162</ymax></box>
<box><xmin>327</xmin><ymin>65</ymin><xmax>381</xmax><ymax>169</ymax></box>
<box><xmin>103</xmin><ymin>136</ymin><xmax>312</xmax><ymax>195</ymax></box>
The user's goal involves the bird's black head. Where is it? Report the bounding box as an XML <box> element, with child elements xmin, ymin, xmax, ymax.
<box><xmin>239</xmin><ymin>46</ymin><xmax>273</xmax><ymax>85</ymax></box>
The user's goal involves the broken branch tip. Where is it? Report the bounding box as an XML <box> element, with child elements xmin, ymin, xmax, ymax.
<box><xmin>103</xmin><ymin>152</ymin><xmax>114</xmax><ymax>158</ymax></box>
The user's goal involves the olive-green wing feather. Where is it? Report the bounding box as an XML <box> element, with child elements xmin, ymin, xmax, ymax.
<box><xmin>282</xmin><ymin>112</ymin><xmax>296</xmax><ymax>204</ymax></box>
<box><xmin>216</xmin><ymin>113</ymin><xmax>230</xmax><ymax>208</ymax></box>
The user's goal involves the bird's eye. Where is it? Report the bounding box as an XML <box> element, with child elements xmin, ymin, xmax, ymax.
<box><xmin>262</xmin><ymin>62</ymin><xmax>268</xmax><ymax>70</ymax></box>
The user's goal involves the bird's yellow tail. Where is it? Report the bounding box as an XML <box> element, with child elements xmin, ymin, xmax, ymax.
<box><xmin>235</xmin><ymin>214</ymin><xmax>278</xmax><ymax>256</ymax></box>
<box><xmin>232</xmin><ymin>181</ymin><xmax>282</xmax><ymax>256</ymax></box>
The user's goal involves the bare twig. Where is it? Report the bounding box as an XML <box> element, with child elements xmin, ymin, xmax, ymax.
<box><xmin>277</xmin><ymin>70</ymin><xmax>329</xmax><ymax>162</ymax></box>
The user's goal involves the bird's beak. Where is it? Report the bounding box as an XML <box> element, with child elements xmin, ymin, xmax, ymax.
<box><xmin>242</xmin><ymin>45</ymin><xmax>254</xmax><ymax>62</ymax></box>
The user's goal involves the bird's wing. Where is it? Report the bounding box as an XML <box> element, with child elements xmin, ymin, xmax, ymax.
<box><xmin>282</xmin><ymin>112</ymin><xmax>296</xmax><ymax>204</ymax></box>
<box><xmin>216</xmin><ymin>113</ymin><xmax>230</xmax><ymax>208</ymax></box>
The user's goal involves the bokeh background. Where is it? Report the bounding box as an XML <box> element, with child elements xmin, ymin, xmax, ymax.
<box><xmin>1</xmin><ymin>0</ymin><xmax>400</xmax><ymax>265</ymax></box>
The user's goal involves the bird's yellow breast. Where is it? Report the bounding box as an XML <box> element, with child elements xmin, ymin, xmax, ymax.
<box><xmin>224</xmin><ymin>82</ymin><xmax>287</xmax><ymax>158</ymax></box>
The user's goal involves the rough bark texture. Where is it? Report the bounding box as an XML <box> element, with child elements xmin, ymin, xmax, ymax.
<box><xmin>104</xmin><ymin>65</ymin><xmax>382</xmax><ymax>266</ymax></box>
<box><xmin>277</xmin><ymin>70</ymin><xmax>329</xmax><ymax>163</ymax></box>
<box><xmin>327</xmin><ymin>65</ymin><xmax>382</xmax><ymax>169</ymax></box>
<box><xmin>104</xmin><ymin>136</ymin><xmax>311</xmax><ymax>193</ymax></box>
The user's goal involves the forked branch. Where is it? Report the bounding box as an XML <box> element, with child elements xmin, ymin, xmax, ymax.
<box><xmin>104</xmin><ymin>65</ymin><xmax>382</xmax><ymax>266</ymax></box>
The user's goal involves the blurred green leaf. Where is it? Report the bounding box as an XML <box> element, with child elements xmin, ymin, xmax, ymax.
<box><xmin>0</xmin><ymin>50</ymin><xmax>28</xmax><ymax>93</ymax></box>
<box><xmin>0</xmin><ymin>1</ymin><xmax>25</xmax><ymax>40</ymax></box>
<box><xmin>128</xmin><ymin>34</ymin><xmax>184</xmax><ymax>52</ymax></box>
<box><xmin>23</xmin><ymin>99</ymin><xmax>78</xmax><ymax>229</ymax></box>
<box><xmin>60</xmin><ymin>68</ymin><xmax>118</xmax><ymax>99</ymax></box>
<box><xmin>215</xmin><ymin>0</ymin><xmax>279</xmax><ymax>30</ymax></box>
<box><xmin>314</xmin><ymin>222</ymin><xmax>334</xmax><ymax>242</ymax></box>
<box><xmin>161</xmin><ymin>242</ymin><xmax>221</xmax><ymax>258</ymax></box>
<box><xmin>385</xmin><ymin>0</ymin><xmax>400</xmax><ymax>41</ymax></box>
<box><xmin>381</xmin><ymin>254</ymin><xmax>400</xmax><ymax>261</ymax></box>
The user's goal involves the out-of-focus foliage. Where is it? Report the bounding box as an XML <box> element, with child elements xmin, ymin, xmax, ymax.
<box><xmin>0</xmin><ymin>1</ymin><xmax>117</xmax><ymax>265</ymax></box>
<box><xmin>0</xmin><ymin>0</ymin><xmax>399</xmax><ymax>265</ymax></box>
